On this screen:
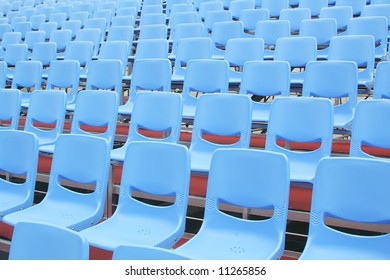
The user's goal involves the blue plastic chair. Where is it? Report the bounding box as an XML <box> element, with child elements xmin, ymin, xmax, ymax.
<box><xmin>239</xmin><ymin>60</ymin><xmax>291</xmax><ymax>125</ymax></box>
<box><xmin>198</xmin><ymin>1</ymin><xmax>223</xmax><ymax>22</ymax></box>
<box><xmin>169</xmin><ymin>22</ymin><xmax>205</xmax><ymax>60</ymax></box>
<box><xmin>255</xmin><ymin>20</ymin><xmax>290</xmax><ymax>60</ymax></box>
<box><xmin>320</xmin><ymin>6</ymin><xmax>353</xmax><ymax>32</ymax></box>
<box><xmin>3</xmin><ymin>134</ymin><xmax>111</xmax><ymax>231</ymax></box>
<box><xmin>38</xmin><ymin>21</ymin><xmax>58</xmax><ymax>41</ymax></box>
<box><xmin>92</xmin><ymin>9</ymin><xmax>112</xmax><ymax>31</ymax></box>
<box><xmin>46</xmin><ymin>60</ymin><xmax>80</xmax><ymax>106</ymax></box>
<box><xmin>113</xmin><ymin>91</ymin><xmax>182</xmax><ymax>163</ymax></box>
<box><xmin>24</xmin><ymin>31</ymin><xmax>45</xmax><ymax>55</ymax></box>
<box><xmin>0</xmin><ymin>60</ymin><xmax>6</xmax><ymax>88</ymax></box>
<box><xmin>30</xmin><ymin>14</ymin><xmax>46</xmax><ymax>31</ymax></box>
<box><xmin>224</xmin><ymin>37</ymin><xmax>264</xmax><ymax>85</ymax></box>
<box><xmin>97</xmin><ymin>40</ymin><xmax>130</xmax><ymax>76</ymax></box>
<box><xmin>131</xmin><ymin>38</ymin><xmax>169</xmax><ymax>60</ymax></box>
<box><xmin>41</xmin><ymin>90</ymin><xmax>119</xmax><ymax>155</ymax></box>
<box><xmin>0</xmin><ymin>131</ymin><xmax>38</xmax><ymax>220</ymax></box>
<box><xmin>24</xmin><ymin>90</ymin><xmax>67</xmax><ymax>146</ymax></box>
<box><xmin>328</xmin><ymin>35</ymin><xmax>375</xmax><ymax>90</ymax></box>
<box><xmin>137</xmin><ymin>23</ymin><xmax>167</xmax><ymax>42</ymax></box>
<box><xmin>11</xmin><ymin>60</ymin><xmax>42</xmax><ymax>106</ymax></box>
<box><xmin>137</xmin><ymin>13</ymin><xmax>166</xmax><ymax>30</ymax></box>
<box><xmin>84</xmin><ymin>18</ymin><xmax>107</xmax><ymax>42</ymax></box>
<box><xmin>115</xmin><ymin>6</ymin><xmax>138</xmax><ymax>18</ymax></box>
<box><xmin>349</xmin><ymin>100</ymin><xmax>390</xmax><ymax>158</ymax></box>
<box><xmin>182</xmin><ymin>59</ymin><xmax>229</xmax><ymax>120</ymax></box>
<box><xmin>211</xmin><ymin>20</ymin><xmax>244</xmax><ymax>59</ymax></box>
<box><xmin>113</xmin><ymin>245</ymin><xmax>190</xmax><ymax>260</ymax></box>
<box><xmin>203</xmin><ymin>9</ymin><xmax>232</xmax><ymax>35</ymax></box>
<box><xmin>262</xmin><ymin>0</ymin><xmax>289</xmax><ymax>18</ymax></box>
<box><xmin>75</xmin><ymin>28</ymin><xmax>102</xmax><ymax>57</ymax></box>
<box><xmin>119</xmin><ymin>59</ymin><xmax>172</xmax><ymax>119</ymax></box>
<box><xmin>176</xmin><ymin>148</ymin><xmax>289</xmax><ymax>259</ymax></box>
<box><xmin>9</xmin><ymin>221</ymin><xmax>89</xmax><ymax>260</ymax></box>
<box><xmin>0</xmin><ymin>89</ymin><xmax>21</xmax><ymax>130</ymax></box>
<box><xmin>106</xmin><ymin>25</ymin><xmax>135</xmax><ymax>48</ymax></box>
<box><xmin>302</xmin><ymin>61</ymin><xmax>358</xmax><ymax>133</ymax></box>
<box><xmin>189</xmin><ymin>93</ymin><xmax>252</xmax><ymax>174</ymax></box>
<box><xmin>299</xmin><ymin>157</ymin><xmax>390</xmax><ymax>260</ymax></box>
<box><xmin>61</xmin><ymin>20</ymin><xmax>82</xmax><ymax>40</ymax></box>
<box><xmin>49</xmin><ymin>12</ymin><xmax>67</xmax><ymax>29</ymax></box>
<box><xmin>30</xmin><ymin>42</ymin><xmax>57</xmax><ymax>74</ymax></box>
<box><xmin>63</xmin><ymin>41</ymin><xmax>94</xmax><ymax>76</ymax></box>
<box><xmin>168</xmin><ymin>11</ymin><xmax>198</xmax><ymax>32</ymax></box>
<box><xmin>0</xmin><ymin>31</ymin><xmax>21</xmax><ymax>58</ymax></box>
<box><xmin>274</xmin><ymin>36</ymin><xmax>317</xmax><ymax>86</ymax></box>
<box><xmin>265</xmin><ymin>97</ymin><xmax>334</xmax><ymax>185</ymax></box>
<box><xmin>13</xmin><ymin>21</ymin><xmax>31</xmax><ymax>40</ymax></box>
<box><xmin>240</xmin><ymin>8</ymin><xmax>269</xmax><ymax>36</ymax></box>
<box><xmin>69</xmin><ymin>11</ymin><xmax>89</xmax><ymax>28</ymax></box>
<box><xmin>49</xmin><ymin>29</ymin><xmax>72</xmax><ymax>53</ymax></box>
<box><xmin>373</xmin><ymin>61</ymin><xmax>390</xmax><ymax>99</ymax></box>
<box><xmin>346</xmin><ymin>16</ymin><xmax>388</xmax><ymax>61</ymax></box>
<box><xmin>300</xmin><ymin>18</ymin><xmax>337</xmax><ymax>60</ymax></box>
<box><xmin>279</xmin><ymin>7</ymin><xmax>311</xmax><ymax>34</ymax></box>
<box><xmin>229</xmin><ymin>0</ymin><xmax>255</xmax><ymax>20</ymax></box>
<box><xmin>73</xmin><ymin>2</ymin><xmax>94</xmax><ymax>17</ymax></box>
<box><xmin>80</xmin><ymin>141</ymin><xmax>190</xmax><ymax>252</ymax></box>
<box><xmin>111</xmin><ymin>14</ymin><xmax>136</xmax><ymax>27</ymax></box>
<box><xmin>336</xmin><ymin>0</ymin><xmax>366</xmax><ymax>16</ymax></box>
<box><xmin>298</xmin><ymin>0</ymin><xmax>328</xmax><ymax>17</ymax></box>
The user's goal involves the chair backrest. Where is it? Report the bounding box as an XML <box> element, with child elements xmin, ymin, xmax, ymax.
<box><xmin>30</xmin><ymin>14</ymin><xmax>46</xmax><ymax>30</ymax></box>
<box><xmin>361</xmin><ymin>4</ymin><xmax>390</xmax><ymax>30</ymax></box>
<box><xmin>349</xmin><ymin>99</ymin><xmax>390</xmax><ymax>158</ymax></box>
<box><xmin>198</xmin><ymin>1</ymin><xmax>223</xmax><ymax>22</ymax></box>
<box><xmin>127</xmin><ymin>92</ymin><xmax>182</xmax><ymax>143</ymax></box>
<box><xmin>31</xmin><ymin>41</ymin><xmax>57</xmax><ymax>67</ymax></box>
<box><xmin>49</xmin><ymin>12</ymin><xmax>67</xmax><ymax>29</ymax></box>
<box><xmin>11</xmin><ymin>60</ymin><xmax>42</xmax><ymax>103</ymax></box>
<box><xmin>71</xmin><ymin>90</ymin><xmax>119</xmax><ymax>148</ymax></box>
<box><xmin>320</xmin><ymin>5</ymin><xmax>353</xmax><ymax>30</ymax></box>
<box><xmin>261</xmin><ymin>0</ymin><xmax>289</xmax><ymax>18</ymax></box>
<box><xmin>298</xmin><ymin>0</ymin><xmax>328</xmax><ymax>17</ymax></box>
<box><xmin>266</xmin><ymin>97</ymin><xmax>334</xmax><ymax>168</ymax></box>
<box><xmin>0</xmin><ymin>131</ymin><xmax>38</xmax><ymax>219</ymax></box>
<box><xmin>106</xmin><ymin>25</ymin><xmax>134</xmax><ymax>46</ymax></box>
<box><xmin>24</xmin><ymin>90</ymin><xmax>67</xmax><ymax>146</ymax></box>
<box><xmin>38</xmin><ymin>21</ymin><xmax>58</xmax><ymax>40</ymax></box>
<box><xmin>138</xmin><ymin>23</ymin><xmax>167</xmax><ymax>40</ymax></box>
<box><xmin>274</xmin><ymin>36</ymin><xmax>317</xmax><ymax>67</ymax></box>
<box><xmin>224</xmin><ymin>37</ymin><xmax>264</xmax><ymax>67</ymax></box>
<box><xmin>64</xmin><ymin>40</ymin><xmax>94</xmax><ymax>68</ymax></box>
<box><xmin>134</xmin><ymin>39</ymin><xmax>169</xmax><ymax>59</ymax></box>
<box><xmin>169</xmin><ymin>11</ymin><xmax>198</xmax><ymax>31</ymax></box>
<box><xmin>86</xmin><ymin>59</ymin><xmax>123</xmax><ymax>101</ymax></box>
<box><xmin>138</xmin><ymin>13</ymin><xmax>166</xmax><ymax>27</ymax></box>
<box><xmin>115</xmin><ymin>7</ymin><xmax>138</xmax><ymax>18</ymax></box>
<box><xmin>240</xmin><ymin>8</ymin><xmax>269</xmax><ymax>32</ymax></box>
<box><xmin>69</xmin><ymin>11</ymin><xmax>89</xmax><ymax>28</ymax></box>
<box><xmin>170</xmin><ymin>22</ymin><xmax>204</xmax><ymax>55</ymax></box>
<box><xmin>373</xmin><ymin>61</ymin><xmax>390</xmax><ymax>99</ymax></box>
<box><xmin>0</xmin><ymin>89</ymin><xmax>22</xmax><ymax>130</ymax></box>
<box><xmin>75</xmin><ymin>28</ymin><xmax>102</xmax><ymax>56</ymax></box>
<box><xmin>98</xmin><ymin>40</ymin><xmax>129</xmax><ymax>75</ymax></box>
<box><xmin>336</xmin><ymin>0</ymin><xmax>366</xmax><ymax>16</ymax></box>
<box><xmin>44</xmin><ymin>134</ymin><xmax>110</xmax><ymax>231</ymax></box>
<box><xmin>1</xmin><ymin>31</ymin><xmax>21</xmax><ymax>50</ymax></box>
<box><xmin>300</xmin><ymin>18</ymin><xmax>337</xmax><ymax>45</ymax></box>
<box><xmin>229</xmin><ymin>0</ymin><xmax>255</xmax><ymax>20</ymax></box>
<box><xmin>46</xmin><ymin>60</ymin><xmax>80</xmax><ymax>104</ymax></box>
<box><xmin>190</xmin><ymin>93</ymin><xmax>252</xmax><ymax>157</ymax></box>
<box><xmin>49</xmin><ymin>29</ymin><xmax>72</xmax><ymax>53</ymax></box>
<box><xmin>61</xmin><ymin>19</ymin><xmax>82</xmax><ymax>39</ymax></box>
<box><xmin>24</xmin><ymin>31</ymin><xmax>45</xmax><ymax>52</ymax></box>
<box><xmin>4</xmin><ymin>43</ymin><xmax>28</xmax><ymax>67</ymax></box>
<box><xmin>203</xmin><ymin>10</ymin><xmax>232</xmax><ymax>34</ymax></box>
<box><xmin>113</xmin><ymin>245</ymin><xmax>190</xmax><ymax>260</ymax></box>
<box><xmin>279</xmin><ymin>7</ymin><xmax>311</xmax><ymax>33</ymax></box>
<box><xmin>127</xmin><ymin>58</ymin><xmax>172</xmax><ymax>107</ymax></box>
<box><xmin>255</xmin><ymin>19</ymin><xmax>290</xmax><ymax>46</ymax></box>
<box><xmin>0</xmin><ymin>60</ymin><xmax>6</xmax><ymax>88</ymax></box>
<box><xmin>111</xmin><ymin>14</ymin><xmax>135</xmax><ymax>27</ymax></box>
<box><xmin>84</xmin><ymin>17</ymin><xmax>107</xmax><ymax>42</ymax></box>
<box><xmin>13</xmin><ymin>21</ymin><xmax>31</xmax><ymax>40</ymax></box>
<box><xmin>9</xmin><ymin>221</ymin><xmax>89</xmax><ymax>260</ymax></box>
<box><xmin>300</xmin><ymin>157</ymin><xmax>390</xmax><ymax>260</ymax></box>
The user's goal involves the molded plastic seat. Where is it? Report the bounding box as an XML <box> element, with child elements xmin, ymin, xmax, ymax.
<box><xmin>80</xmin><ymin>141</ymin><xmax>190</xmax><ymax>252</ymax></box>
<box><xmin>0</xmin><ymin>60</ymin><xmax>6</xmax><ymax>89</ymax></box>
<box><xmin>0</xmin><ymin>31</ymin><xmax>21</xmax><ymax>58</ymax></box>
<box><xmin>349</xmin><ymin>100</ymin><xmax>390</xmax><ymax>158</ymax></box>
<box><xmin>38</xmin><ymin>21</ymin><xmax>58</xmax><ymax>40</ymax></box>
<box><xmin>75</xmin><ymin>28</ymin><xmax>102</xmax><ymax>57</ymax></box>
<box><xmin>106</xmin><ymin>25</ymin><xmax>134</xmax><ymax>47</ymax></box>
<box><xmin>328</xmin><ymin>35</ymin><xmax>375</xmax><ymax>90</ymax></box>
<box><xmin>41</xmin><ymin>90</ymin><xmax>119</xmax><ymax>154</ymax></box>
<box><xmin>279</xmin><ymin>7</ymin><xmax>311</xmax><ymax>34</ymax></box>
<box><xmin>137</xmin><ymin>23</ymin><xmax>167</xmax><ymax>41</ymax></box>
<box><xmin>300</xmin><ymin>18</ymin><xmax>337</xmax><ymax>60</ymax></box>
<box><xmin>175</xmin><ymin>148</ymin><xmax>289</xmax><ymax>259</ymax></box>
<box><xmin>84</xmin><ymin>18</ymin><xmax>107</xmax><ymax>42</ymax></box>
<box><xmin>63</xmin><ymin>41</ymin><xmax>94</xmax><ymax>76</ymax></box>
<box><xmin>224</xmin><ymin>37</ymin><xmax>264</xmax><ymax>85</ymax></box>
<box><xmin>210</xmin><ymin>20</ymin><xmax>244</xmax><ymax>59</ymax></box>
<box><xmin>4</xmin><ymin>43</ymin><xmax>28</xmax><ymax>78</ymax></box>
<box><xmin>189</xmin><ymin>93</ymin><xmax>252</xmax><ymax>175</ymax></box>
<box><xmin>97</xmin><ymin>40</ymin><xmax>129</xmax><ymax>76</ymax></box>
<box><xmin>30</xmin><ymin>41</ymin><xmax>57</xmax><ymax>75</ymax></box>
<box><xmin>229</xmin><ymin>0</ymin><xmax>255</xmax><ymax>20</ymax></box>
<box><xmin>262</xmin><ymin>0</ymin><xmax>289</xmax><ymax>18</ymax></box>
<box><xmin>181</xmin><ymin>59</ymin><xmax>229</xmax><ymax>120</ymax></box>
<box><xmin>119</xmin><ymin>59</ymin><xmax>172</xmax><ymax>118</ymax></box>
<box><xmin>69</xmin><ymin>11</ymin><xmax>89</xmax><ymax>28</ymax></box>
<box><xmin>130</xmin><ymin>38</ymin><xmax>169</xmax><ymax>60</ymax></box>
<box><xmin>203</xmin><ymin>9</ymin><xmax>232</xmax><ymax>35</ymax></box>
<box><xmin>49</xmin><ymin>29</ymin><xmax>72</xmax><ymax>53</ymax></box>
<box><xmin>373</xmin><ymin>61</ymin><xmax>390</xmax><ymax>99</ymax></box>
<box><xmin>61</xmin><ymin>20</ymin><xmax>82</xmax><ymax>39</ymax></box>
<box><xmin>113</xmin><ymin>91</ymin><xmax>182</xmax><ymax>163</ymax></box>
<box><xmin>336</xmin><ymin>0</ymin><xmax>366</xmax><ymax>17</ymax></box>
<box><xmin>30</xmin><ymin>14</ymin><xmax>46</xmax><ymax>31</ymax></box>
<box><xmin>361</xmin><ymin>4</ymin><xmax>390</xmax><ymax>37</ymax></box>
<box><xmin>23</xmin><ymin>90</ymin><xmax>67</xmax><ymax>146</ymax></box>
<box><xmin>299</xmin><ymin>157</ymin><xmax>390</xmax><ymax>260</ymax></box>
<box><xmin>0</xmin><ymin>89</ymin><xmax>22</xmax><ymax>130</ymax></box>
<box><xmin>168</xmin><ymin>11</ymin><xmax>198</xmax><ymax>32</ymax></box>
<box><xmin>320</xmin><ymin>6</ymin><xmax>353</xmax><ymax>32</ymax></box>
<box><xmin>9</xmin><ymin>221</ymin><xmax>89</xmax><ymax>260</ymax></box>
<box><xmin>265</xmin><ymin>97</ymin><xmax>334</xmax><ymax>184</ymax></box>
<box><xmin>46</xmin><ymin>60</ymin><xmax>80</xmax><ymax>106</ymax></box>
<box><xmin>137</xmin><ymin>13</ymin><xmax>166</xmax><ymax>31</ymax></box>
<box><xmin>274</xmin><ymin>36</ymin><xmax>317</xmax><ymax>86</ymax></box>
<box><xmin>110</xmin><ymin>15</ymin><xmax>136</xmax><ymax>27</ymax></box>
<box><xmin>113</xmin><ymin>245</ymin><xmax>190</xmax><ymax>260</ymax></box>
<box><xmin>302</xmin><ymin>61</ymin><xmax>358</xmax><ymax>132</ymax></box>
<box><xmin>2</xmin><ymin>134</ymin><xmax>111</xmax><ymax>231</ymax></box>
<box><xmin>49</xmin><ymin>12</ymin><xmax>67</xmax><ymax>29</ymax></box>
<box><xmin>24</xmin><ymin>31</ymin><xmax>45</xmax><ymax>54</ymax></box>
<box><xmin>0</xmin><ymin>131</ymin><xmax>38</xmax><ymax>220</ymax></box>
<box><xmin>169</xmin><ymin>22</ymin><xmax>205</xmax><ymax>60</ymax></box>
<box><xmin>240</xmin><ymin>8</ymin><xmax>269</xmax><ymax>36</ymax></box>
<box><xmin>255</xmin><ymin>20</ymin><xmax>290</xmax><ymax>60</ymax></box>
<box><xmin>198</xmin><ymin>1</ymin><xmax>223</xmax><ymax>22</ymax></box>
<box><xmin>13</xmin><ymin>21</ymin><xmax>31</xmax><ymax>40</ymax></box>
<box><xmin>239</xmin><ymin>60</ymin><xmax>291</xmax><ymax>125</ymax></box>
<box><xmin>298</xmin><ymin>0</ymin><xmax>328</xmax><ymax>17</ymax></box>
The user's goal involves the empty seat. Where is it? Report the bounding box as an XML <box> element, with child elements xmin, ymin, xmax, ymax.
<box><xmin>279</xmin><ymin>7</ymin><xmax>311</xmax><ymax>34</ymax></box>
<box><xmin>255</xmin><ymin>20</ymin><xmax>290</xmax><ymax>60</ymax></box>
<box><xmin>210</xmin><ymin>20</ymin><xmax>244</xmax><ymax>59</ymax></box>
<box><xmin>373</xmin><ymin>61</ymin><xmax>390</xmax><ymax>99</ymax></box>
<box><xmin>113</xmin><ymin>245</ymin><xmax>190</xmax><ymax>260</ymax></box>
<box><xmin>0</xmin><ymin>89</ymin><xmax>22</xmax><ymax>130</ymax></box>
<box><xmin>299</xmin><ymin>0</ymin><xmax>328</xmax><ymax>17</ymax></box>
<box><xmin>11</xmin><ymin>60</ymin><xmax>42</xmax><ymax>105</ymax></box>
<box><xmin>262</xmin><ymin>0</ymin><xmax>289</xmax><ymax>18</ymax></box>
<box><xmin>336</xmin><ymin>0</ymin><xmax>366</xmax><ymax>16</ymax></box>
<box><xmin>320</xmin><ymin>6</ymin><xmax>353</xmax><ymax>32</ymax></box>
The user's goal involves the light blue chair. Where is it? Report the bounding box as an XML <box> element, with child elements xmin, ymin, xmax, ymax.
<box><xmin>239</xmin><ymin>60</ymin><xmax>291</xmax><ymax>126</ymax></box>
<box><xmin>279</xmin><ymin>7</ymin><xmax>311</xmax><ymax>35</ymax></box>
<box><xmin>136</xmin><ymin>13</ymin><xmax>166</xmax><ymax>32</ymax></box>
<box><xmin>274</xmin><ymin>36</ymin><xmax>317</xmax><ymax>86</ymax></box>
<box><xmin>24</xmin><ymin>31</ymin><xmax>45</xmax><ymax>55</ymax></box>
<box><xmin>0</xmin><ymin>89</ymin><xmax>21</xmax><ymax>130</ymax></box>
<box><xmin>171</xmin><ymin>37</ymin><xmax>212</xmax><ymax>85</ymax></box>
<box><xmin>97</xmin><ymin>40</ymin><xmax>130</xmax><ymax>77</ymax></box>
<box><xmin>137</xmin><ymin>23</ymin><xmax>167</xmax><ymax>42</ymax></box>
<box><xmin>49</xmin><ymin>12</ymin><xmax>67</xmax><ymax>29</ymax></box>
<box><xmin>30</xmin><ymin>42</ymin><xmax>57</xmax><ymax>75</ymax></box>
<box><xmin>13</xmin><ymin>21</ymin><xmax>31</xmax><ymax>40</ymax></box>
<box><xmin>299</xmin><ymin>157</ymin><xmax>390</xmax><ymax>260</ymax></box>
<box><xmin>38</xmin><ymin>21</ymin><xmax>58</xmax><ymax>41</ymax></box>
<box><xmin>113</xmin><ymin>91</ymin><xmax>182</xmax><ymax>163</ymax></box>
<box><xmin>106</xmin><ymin>25</ymin><xmax>135</xmax><ymax>48</ymax></box>
<box><xmin>61</xmin><ymin>20</ymin><xmax>82</xmax><ymax>40</ymax></box>
<box><xmin>346</xmin><ymin>16</ymin><xmax>388</xmax><ymax>61</ymax></box>
<box><xmin>349</xmin><ymin>100</ymin><xmax>390</xmax><ymax>158</ymax></box>
<box><xmin>40</xmin><ymin>90</ymin><xmax>119</xmax><ymax>154</ymax></box>
<box><xmin>320</xmin><ymin>5</ymin><xmax>353</xmax><ymax>32</ymax></box>
<box><xmin>373</xmin><ymin>61</ymin><xmax>390</xmax><ymax>99</ymax></box>
<box><xmin>298</xmin><ymin>0</ymin><xmax>328</xmax><ymax>17</ymax></box>
<box><xmin>203</xmin><ymin>9</ymin><xmax>232</xmax><ymax>35</ymax></box>
<box><xmin>198</xmin><ymin>1</ymin><xmax>223</xmax><ymax>22</ymax></box>
<box><xmin>328</xmin><ymin>35</ymin><xmax>375</xmax><ymax>90</ymax></box>
<box><xmin>265</xmin><ymin>97</ymin><xmax>334</xmax><ymax>185</ymax></box>
<box><xmin>80</xmin><ymin>141</ymin><xmax>190</xmax><ymax>253</ymax></box>
<box><xmin>181</xmin><ymin>59</ymin><xmax>229</xmax><ymax>120</ymax></box>
<box><xmin>210</xmin><ymin>20</ymin><xmax>243</xmax><ymax>59</ymax></box>
<box><xmin>0</xmin><ymin>32</ymin><xmax>22</xmax><ymax>59</ymax></box>
<box><xmin>49</xmin><ymin>29</ymin><xmax>72</xmax><ymax>54</ymax></box>
<box><xmin>224</xmin><ymin>37</ymin><xmax>264</xmax><ymax>85</ymax></box>
<box><xmin>9</xmin><ymin>221</ymin><xmax>89</xmax><ymax>260</ymax></box>
<box><xmin>362</xmin><ymin>4</ymin><xmax>390</xmax><ymax>38</ymax></box>
<box><xmin>175</xmin><ymin>148</ymin><xmax>289</xmax><ymax>259</ymax></box>
<box><xmin>189</xmin><ymin>93</ymin><xmax>252</xmax><ymax>174</ymax></box>
<box><xmin>70</xmin><ymin>11</ymin><xmax>90</xmax><ymax>29</ymax></box>
<box><xmin>111</xmin><ymin>15</ymin><xmax>136</xmax><ymax>28</ymax></box>
<box><xmin>229</xmin><ymin>0</ymin><xmax>255</xmax><ymax>20</ymax></box>
<box><xmin>0</xmin><ymin>60</ymin><xmax>6</xmax><ymax>88</ymax></box>
<box><xmin>299</xmin><ymin>18</ymin><xmax>337</xmax><ymax>60</ymax></box>
<box><xmin>63</xmin><ymin>41</ymin><xmax>94</xmax><ymax>76</ymax></box>
<box><xmin>23</xmin><ymin>90</ymin><xmax>67</xmax><ymax>147</ymax></box>
<box><xmin>0</xmin><ymin>131</ymin><xmax>38</xmax><ymax>221</ymax></box>
<box><xmin>113</xmin><ymin>245</ymin><xmax>190</xmax><ymax>260</ymax></box>
<box><xmin>262</xmin><ymin>0</ymin><xmax>289</xmax><ymax>18</ymax></box>
<box><xmin>130</xmin><ymin>38</ymin><xmax>169</xmax><ymax>60</ymax></box>
<box><xmin>169</xmin><ymin>22</ymin><xmax>205</xmax><ymax>60</ymax></box>
<box><xmin>168</xmin><ymin>11</ymin><xmax>198</xmax><ymax>31</ymax></box>
<box><xmin>240</xmin><ymin>8</ymin><xmax>269</xmax><ymax>37</ymax></box>
<box><xmin>3</xmin><ymin>134</ymin><xmax>111</xmax><ymax>231</ymax></box>
<box><xmin>119</xmin><ymin>59</ymin><xmax>172</xmax><ymax>119</ymax></box>
<box><xmin>255</xmin><ymin>20</ymin><xmax>290</xmax><ymax>60</ymax></box>
<box><xmin>30</xmin><ymin>14</ymin><xmax>46</xmax><ymax>31</ymax></box>
<box><xmin>84</xmin><ymin>18</ymin><xmax>107</xmax><ymax>42</ymax></box>
<box><xmin>75</xmin><ymin>28</ymin><xmax>102</xmax><ymax>57</ymax></box>
<box><xmin>302</xmin><ymin>61</ymin><xmax>358</xmax><ymax>133</ymax></box>
<box><xmin>336</xmin><ymin>0</ymin><xmax>366</xmax><ymax>16</ymax></box>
